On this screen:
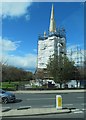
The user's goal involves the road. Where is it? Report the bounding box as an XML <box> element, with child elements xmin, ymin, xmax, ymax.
<box><xmin>2</xmin><ymin>91</ymin><xmax>86</xmax><ymax>119</ymax></box>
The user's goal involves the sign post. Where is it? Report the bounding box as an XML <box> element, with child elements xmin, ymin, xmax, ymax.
<box><xmin>56</xmin><ymin>95</ymin><xmax>62</xmax><ymax>109</ymax></box>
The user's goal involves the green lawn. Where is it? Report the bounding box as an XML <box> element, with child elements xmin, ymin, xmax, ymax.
<box><xmin>0</xmin><ymin>82</ymin><xmax>20</xmax><ymax>90</ymax></box>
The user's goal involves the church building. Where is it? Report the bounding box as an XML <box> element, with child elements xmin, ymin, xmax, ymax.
<box><xmin>37</xmin><ymin>4</ymin><xmax>66</xmax><ymax>70</ymax></box>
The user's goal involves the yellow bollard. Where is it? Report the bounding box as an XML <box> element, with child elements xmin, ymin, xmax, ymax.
<box><xmin>56</xmin><ymin>95</ymin><xmax>62</xmax><ymax>109</ymax></box>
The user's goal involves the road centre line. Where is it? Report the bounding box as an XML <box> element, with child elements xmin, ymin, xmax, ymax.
<box><xmin>42</xmin><ymin>105</ymin><xmax>55</xmax><ymax>107</ymax></box>
<box><xmin>27</xmin><ymin>98</ymin><xmax>55</xmax><ymax>100</ymax></box>
<box><xmin>27</xmin><ymin>98</ymin><xmax>74</xmax><ymax>106</ymax></box>
<box><xmin>42</xmin><ymin>104</ymin><xmax>74</xmax><ymax>108</ymax></box>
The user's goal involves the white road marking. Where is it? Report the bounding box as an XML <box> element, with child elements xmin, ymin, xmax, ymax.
<box><xmin>77</xmin><ymin>97</ymin><xmax>84</xmax><ymax>99</ymax></box>
<box><xmin>27</xmin><ymin>98</ymin><xmax>55</xmax><ymax>101</ymax></box>
<box><xmin>71</xmin><ymin>108</ymin><xmax>85</xmax><ymax>114</ymax></box>
<box><xmin>71</xmin><ymin>109</ymin><xmax>80</xmax><ymax>112</ymax></box>
<box><xmin>74</xmin><ymin>111</ymin><xmax>83</xmax><ymax>114</ymax></box>
<box><xmin>42</xmin><ymin>105</ymin><xmax>55</xmax><ymax>108</ymax></box>
<box><xmin>64</xmin><ymin>104</ymin><xmax>73</xmax><ymax>106</ymax></box>
<box><xmin>82</xmin><ymin>108</ymin><xmax>86</xmax><ymax>111</ymax></box>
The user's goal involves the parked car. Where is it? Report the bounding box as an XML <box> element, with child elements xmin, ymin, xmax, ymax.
<box><xmin>0</xmin><ymin>89</ymin><xmax>16</xmax><ymax>104</ymax></box>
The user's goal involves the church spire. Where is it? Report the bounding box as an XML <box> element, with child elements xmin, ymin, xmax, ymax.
<box><xmin>49</xmin><ymin>4</ymin><xmax>56</xmax><ymax>33</ymax></box>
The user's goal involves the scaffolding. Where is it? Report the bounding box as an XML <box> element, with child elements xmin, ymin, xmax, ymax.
<box><xmin>67</xmin><ymin>46</ymin><xmax>85</xmax><ymax>88</ymax></box>
<box><xmin>67</xmin><ymin>46</ymin><xmax>84</xmax><ymax>67</ymax></box>
<box><xmin>38</xmin><ymin>27</ymin><xmax>66</xmax><ymax>40</ymax></box>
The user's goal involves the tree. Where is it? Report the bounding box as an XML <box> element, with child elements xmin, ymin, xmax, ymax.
<box><xmin>47</xmin><ymin>54</ymin><xmax>75</xmax><ymax>88</ymax></box>
<box><xmin>2</xmin><ymin>64</ymin><xmax>34</xmax><ymax>82</ymax></box>
<box><xmin>35</xmin><ymin>69</ymin><xmax>44</xmax><ymax>80</ymax></box>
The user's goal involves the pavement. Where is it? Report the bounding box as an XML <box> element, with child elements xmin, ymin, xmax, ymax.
<box><xmin>1</xmin><ymin>107</ymin><xmax>71</xmax><ymax>117</ymax></box>
<box><xmin>12</xmin><ymin>89</ymin><xmax>86</xmax><ymax>94</ymax></box>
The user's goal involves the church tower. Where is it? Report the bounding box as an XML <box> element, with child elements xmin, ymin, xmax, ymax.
<box><xmin>49</xmin><ymin>4</ymin><xmax>56</xmax><ymax>33</ymax></box>
<box><xmin>37</xmin><ymin>4</ymin><xmax>66</xmax><ymax>70</ymax></box>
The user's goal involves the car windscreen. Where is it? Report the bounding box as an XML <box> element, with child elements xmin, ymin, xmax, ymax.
<box><xmin>0</xmin><ymin>89</ymin><xmax>6</xmax><ymax>94</ymax></box>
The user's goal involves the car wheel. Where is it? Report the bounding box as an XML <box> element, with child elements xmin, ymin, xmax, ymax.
<box><xmin>2</xmin><ymin>97</ymin><xmax>8</xmax><ymax>104</ymax></box>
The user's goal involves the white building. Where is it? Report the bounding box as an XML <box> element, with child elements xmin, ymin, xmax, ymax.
<box><xmin>37</xmin><ymin>4</ymin><xmax>66</xmax><ymax>69</ymax></box>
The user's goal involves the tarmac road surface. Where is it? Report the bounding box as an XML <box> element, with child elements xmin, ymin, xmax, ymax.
<box><xmin>1</xmin><ymin>90</ymin><xmax>86</xmax><ymax>119</ymax></box>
